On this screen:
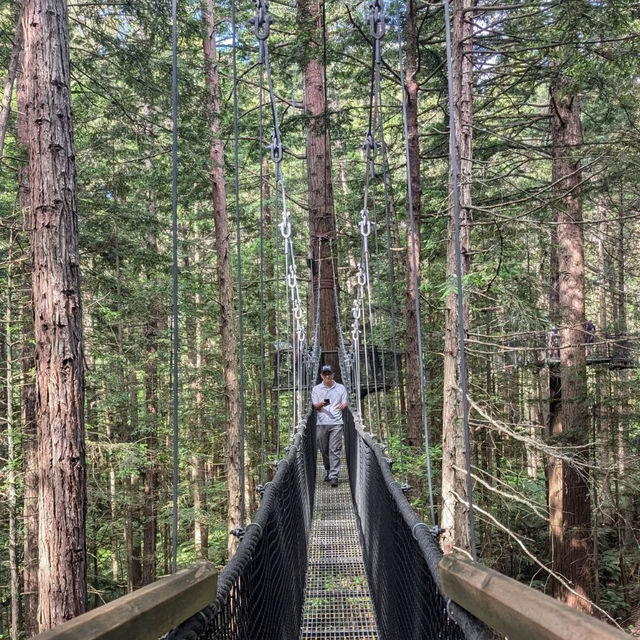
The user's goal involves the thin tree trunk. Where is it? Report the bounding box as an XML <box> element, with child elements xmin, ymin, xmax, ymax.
<box><xmin>17</xmin><ymin>39</ymin><xmax>39</xmax><ymax>638</ymax></box>
<box><xmin>441</xmin><ymin>0</ymin><xmax>474</xmax><ymax>556</ymax></box>
<box><xmin>126</xmin><ymin>370</ymin><xmax>142</xmax><ymax>591</ymax></box>
<box><xmin>297</xmin><ymin>0</ymin><xmax>339</xmax><ymax>375</ymax></box>
<box><xmin>6</xmin><ymin>234</ymin><xmax>22</xmax><ymax>640</ymax></box>
<box><xmin>201</xmin><ymin>0</ymin><xmax>242</xmax><ymax>558</ymax></box>
<box><xmin>23</xmin><ymin>0</ymin><xmax>87</xmax><ymax>628</ymax></box>
<box><xmin>404</xmin><ymin>0</ymin><xmax>423</xmax><ymax>447</ymax></box>
<box><xmin>0</xmin><ymin>9</ymin><xmax>23</xmax><ymax>161</ymax></box>
<box><xmin>547</xmin><ymin>74</ymin><xmax>592</xmax><ymax>613</ymax></box>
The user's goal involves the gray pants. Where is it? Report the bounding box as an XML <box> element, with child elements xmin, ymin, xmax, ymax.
<box><xmin>316</xmin><ymin>423</ymin><xmax>343</xmax><ymax>480</ymax></box>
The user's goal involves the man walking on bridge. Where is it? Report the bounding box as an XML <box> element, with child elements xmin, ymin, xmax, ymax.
<box><xmin>312</xmin><ymin>365</ymin><xmax>348</xmax><ymax>487</ymax></box>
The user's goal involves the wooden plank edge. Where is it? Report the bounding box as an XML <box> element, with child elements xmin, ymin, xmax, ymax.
<box><xmin>32</xmin><ymin>562</ymin><xmax>217</xmax><ymax>640</ymax></box>
<box><xmin>439</xmin><ymin>554</ymin><xmax>633</xmax><ymax>640</ymax></box>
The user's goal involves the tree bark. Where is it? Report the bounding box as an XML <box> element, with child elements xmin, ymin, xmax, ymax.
<box><xmin>441</xmin><ymin>0</ymin><xmax>474</xmax><ymax>556</ymax></box>
<box><xmin>547</xmin><ymin>75</ymin><xmax>592</xmax><ymax>613</ymax></box>
<box><xmin>404</xmin><ymin>0</ymin><xmax>423</xmax><ymax>447</ymax></box>
<box><xmin>126</xmin><ymin>370</ymin><xmax>142</xmax><ymax>591</ymax></box>
<box><xmin>16</xmin><ymin>39</ymin><xmax>39</xmax><ymax>637</ymax></box>
<box><xmin>201</xmin><ymin>0</ymin><xmax>242</xmax><ymax>558</ymax></box>
<box><xmin>0</xmin><ymin>8</ymin><xmax>23</xmax><ymax>161</ymax></box>
<box><xmin>22</xmin><ymin>0</ymin><xmax>87</xmax><ymax>629</ymax></box>
<box><xmin>297</xmin><ymin>0</ymin><xmax>339</xmax><ymax>375</ymax></box>
<box><xmin>6</xmin><ymin>235</ymin><xmax>22</xmax><ymax>640</ymax></box>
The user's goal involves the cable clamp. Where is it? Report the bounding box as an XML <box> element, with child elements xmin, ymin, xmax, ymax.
<box><xmin>287</xmin><ymin>265</ymin><xmax>298</xmax><ymax>289</ymax></box>
<box><xmin>230</xmin><ymin>526</ymin><xmax>245</xmax><ymax>540</ymax></box>
<box><xmin>368</xmin><ymin>0</ymin><xmax>386</xmax><ymax>40</ymax></box>
<box><xmin>356</xmin><ymin>264</ymin><xmax>367</xmax><ymax>286</ymax></box>
<box><xmin>400</xmin><ymin>482</ymin><xmax>410</xmax><ymax>494</ymax></box>
<box><xmin>359</xmin><ymin>209</ymin><xmax>372</xmax><ymax>237</ymax></box>
<box><xmin>251</xmin><ymin>0</ymin><xmax>273</xmax><ymax>41</ymax></box>
<box><xmin>279</xmin><ymin>216</ymin><xmax>291</xmax><ymax>239</ymax></box>
<box><xmin>270</xmin><ymin>130</ymin><xmax>284</xmax><ymax>164</ymax></box>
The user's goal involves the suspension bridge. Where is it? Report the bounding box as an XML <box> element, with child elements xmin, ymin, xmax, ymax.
<box><xmin>26</xmin><ymin>0</ymin><xmax>639</xmax><ymax>638</ymax></box>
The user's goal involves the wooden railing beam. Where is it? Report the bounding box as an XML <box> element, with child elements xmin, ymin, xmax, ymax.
<box><xmin>439</xmin><ymin>554</ymin><xmax>632</xmax><ymax>640</ymax></box>
<box><xmin>32</xmin><ymin>562</ymin><xmax>217</xmax><ymax>640</ymax></box>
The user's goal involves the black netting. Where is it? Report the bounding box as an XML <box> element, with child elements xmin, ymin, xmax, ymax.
<box><xmin>166</xmin><ymin>413</ymin><xmax>316</xmax><ymax>640</ymax></box>
<box><xmin>343</xmin><ymin>410</ymin><xmax>492</xmax><ymax>640</ymax></box>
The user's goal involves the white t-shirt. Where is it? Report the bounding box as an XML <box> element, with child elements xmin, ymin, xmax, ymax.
<box><xmin>312</xmin><ymin>381</ymin><xmax>348</xmax><ymax>425</ymax></box>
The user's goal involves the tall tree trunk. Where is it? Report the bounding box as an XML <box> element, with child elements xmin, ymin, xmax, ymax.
<box><xmin>0</xmin><ymin>9</ymin><xmax>23</xmax><ymax>161</ymax></box>
<box><xmin>201</xmin><ymin>0</ymin><xmax>242</xmax><ymax>558</ymax></box>
<box><xmin>6</xmin><ymin>235</ymin><xmax>22</xmax><ymax>640</ymax></box>
<box><xmin>191</xmin><ymin>268</ymin><xmax>209</xmax><ymax>559</ymax></box>
<box><xmin>126</xmin><ymin>371</ymin><xmax>142</xmax><ymax>591</ymax></box>
<box><xmin>297</xmin><ymin>0</ymin><xmax>338</xmax><ymax>375</ymax></box>
<box><xmin>16</xmin><ymin>41</ymin><xmax>39</xmax><ymax>637</ymax></box>
<box><xmin>142</xmin><ymin>306</ymin><xmax>158</xmax><ymax>585</ymax></box>
<box><xmin>404</xmin><ymin>0</ymin><xmax>423</xmax><ymax>447</ymax></box>
<box><xmin>23</xmin><ymin>0</ymin><xmax>87</xmax><ymax>628</ymax></box>
<box><xmin>547</xmin><ymin>75</ymin><xmax>592</xmax><ymax>613</ymax></box>
<box><xmin>441</xmin><ymin>0</ymin><xmax>474</xmax><ymax>556</ymax></box>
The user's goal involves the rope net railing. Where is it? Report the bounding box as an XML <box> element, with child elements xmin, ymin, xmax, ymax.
<box><xmin>343</xmin><ymin>409</ymin><xmax>492</xmax><ymax>640</ymax></box>
<box><xmin>166</xmin><ymin>413</ymin><xmax>316</xmax><ymax>640</ymax></box>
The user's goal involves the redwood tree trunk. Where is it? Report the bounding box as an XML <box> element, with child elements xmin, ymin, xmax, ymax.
<box><xmin>22</xmin><ymin>0</ymin><xmax>87</xmax><ymax>628</ymax></box>
<box><xmin>547</xmin><ymin>75</ymin><xmax>592</xmax><ymax>612</ymax></box>
<box><xmin>201</xmin><ymin>0</ymin><xmax>242</xmax><ymax>558</ymax></box>
<box><xmin>441</xmin><ymin>0</ymin><xmax>474</xmax><ymax>556</ymax></box>
<box><xmin>297</xmin><ymin>0</ymin><xmax>338</xmax><ymax>375</ymax></box>
<box><xmin>404</xmin><ymin>0</ymin><xmax>423</xmax><ymax>447</ymax></box>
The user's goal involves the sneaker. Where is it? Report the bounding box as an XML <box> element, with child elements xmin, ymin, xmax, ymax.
<box><xmin>330</xmin><ymin>478</ymin><xmax>338</xmax><ymax>488</ymax></box>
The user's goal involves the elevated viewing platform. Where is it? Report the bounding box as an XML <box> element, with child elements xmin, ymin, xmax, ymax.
<box><xmin>480</xmin><ymin>331</ymin><xmax>639</xmax><ymax>371</ymax></box>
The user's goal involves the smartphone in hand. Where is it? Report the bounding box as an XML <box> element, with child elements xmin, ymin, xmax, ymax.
<box><xmin>324</xmin><ymin>399</ymin><xmax>330</xmax><ymax>405</ymax></box>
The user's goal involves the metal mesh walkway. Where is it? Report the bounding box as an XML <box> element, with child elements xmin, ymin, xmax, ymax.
<box><xmin>300</xmin><ymin>458</ymin><xmax>379</xmax><ymax>639</ymax></box>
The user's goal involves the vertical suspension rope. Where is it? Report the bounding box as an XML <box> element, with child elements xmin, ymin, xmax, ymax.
<box><xmin>232</xmin><ymin>0</ymin><xmax>246</xmax><ymax>528</ymax></box>
<box><xmin>171</xmin><ymin>0</ymin><xmax>179</xmax><ymax>573</ymax></box>
<box><xmin>394</xmin><ymin>0</ymin><xmax>436</xmax><ymax>527</ymax></box>
<box><xmin>170</xmin><ymin>0</ymin><xmax>179</xmax><ymax>574</ymax></box>
<box><xmin>443</xmin><ymin>0</ymin><xmax>477</xmax><ymax>560</ymax></box>
<box><xmin>258</xmin><ymin>65</ymin><xmax>266</xmax><ymax>487</ymax></box>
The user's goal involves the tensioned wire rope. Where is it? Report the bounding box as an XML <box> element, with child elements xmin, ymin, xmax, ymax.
<box><xmin>252</xmin><ymin>0</ymin><xmax>319</xmax><ymax>437</ymax></box>
<box><xmin>392</xmin><ymin>0</ymin><xmax>437</xmax><ymax>528</ymax></box>
<box><xmin>170</xmin><ymin>0</ymin><xmax>179</xmax><ymax>574</ymax></box>
<box><xmin>372</xmin><ymin>18</ymin><xmax>408</xmax><ymax>485</ymax></box>
<box><xmin>232</xmin><ymin>0</ymin><xmax>247</xmax><ymax>531</ymax></box>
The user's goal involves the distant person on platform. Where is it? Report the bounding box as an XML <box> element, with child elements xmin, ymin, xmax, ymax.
<box><xmin>585</xmin><ymin>320</ymin><xmax>596</xmax><ymax>355</ymax></box>
<box><xmin>312</xmin><ymin>365</ymin><xmax>348</xmax><ymax>487</ymax></box>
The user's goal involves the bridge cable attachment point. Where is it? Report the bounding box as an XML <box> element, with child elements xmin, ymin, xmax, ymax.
<box><xmin>230</xmin><ymin>526</ymin><xmax>245</xmax><ymax>540</ymax></box>
<box><xmin>245</xmin><ymin>522</ymin><xmax>264</xmax><ymax>537</ymax></box>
